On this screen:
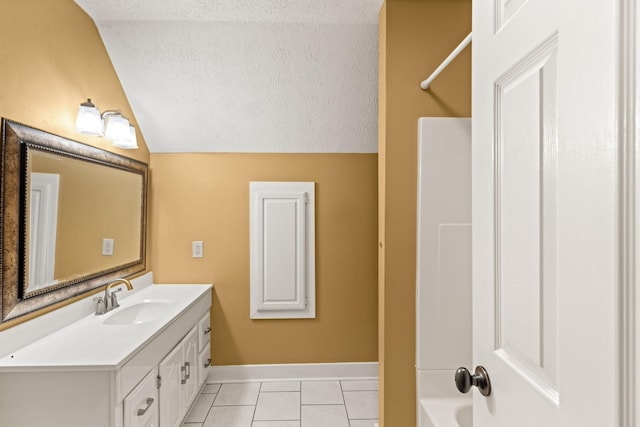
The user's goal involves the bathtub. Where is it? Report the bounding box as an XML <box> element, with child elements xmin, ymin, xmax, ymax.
<box><xmin>419</xmin><ymin>397</ymin><xmax>472</xmax><ymax>427</ymax></box>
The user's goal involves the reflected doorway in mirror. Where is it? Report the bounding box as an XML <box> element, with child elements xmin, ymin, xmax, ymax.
<box><xmin>28</xmin><ymin>172</ymin><xmax>59</xmax><ymax>292</ymax></box>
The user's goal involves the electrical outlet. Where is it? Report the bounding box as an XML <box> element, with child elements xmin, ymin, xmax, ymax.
<box><xmin>102</xmin><ymin>238</ymin><xmax>114</xmax><ymax>256</ymax></box>
<box><xmin>192</xmin><ymin>241</ymin><xmax>203</xmax><ymax>258</ymax></box>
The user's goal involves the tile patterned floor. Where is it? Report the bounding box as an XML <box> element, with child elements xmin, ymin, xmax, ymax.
<box><xmin>182</xmin><ymin>380</ymin><xmax>378</xmax><ymax>427</ymax></box>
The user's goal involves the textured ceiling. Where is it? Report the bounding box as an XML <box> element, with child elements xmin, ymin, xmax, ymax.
<box><xmin>74</xmin><ymin>1</ymin><xmax>382</xmax><ymax>153</ymax></box>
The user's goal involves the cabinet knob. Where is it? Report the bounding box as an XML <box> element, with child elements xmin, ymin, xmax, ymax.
<box><xmin>204</xmin><ymin>358</ymin><xmax>211</xmax><ymax>368</ymax></box>
<box><xmin>204</xmin><ymin>327</ymin><xmax>211</xmax><ymax>334</ymax></box>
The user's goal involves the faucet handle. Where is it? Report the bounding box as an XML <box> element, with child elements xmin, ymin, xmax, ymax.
<box><xmin>93</xmin><ymin>296</ymin><xmax>107</xmax><ymax>315</ymax></box>
<box><xmin>110</xmin><ymin>288</ymin><xmax>123</xmax><ymax>309</ymax></box>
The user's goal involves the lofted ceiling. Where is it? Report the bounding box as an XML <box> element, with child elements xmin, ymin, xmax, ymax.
<box><xmin>74</xmin><ymin>0</ymin><xmax>383</xmax><ymax>153</ymax></box>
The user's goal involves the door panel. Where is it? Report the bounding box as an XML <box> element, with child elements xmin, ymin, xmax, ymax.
<box><xmin>494</xmin><ymin>35</ymin><xmax>559</xmax><ymax>400</ymax></box>
<box><xmin>496</xmin><ymin>0</ymin><xmax>529</xmax><ymax>31</ymax></box>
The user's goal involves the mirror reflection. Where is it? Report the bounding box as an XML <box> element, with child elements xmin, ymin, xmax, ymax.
<box><xmin>27</xmin><ymin>150</ymin><xmax>143</xmax><ymax>294</ymax></box>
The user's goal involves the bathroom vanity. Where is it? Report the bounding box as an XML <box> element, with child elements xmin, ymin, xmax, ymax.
<box><xmin>0</xmin><ymin>283</ymin><xmax>212</xmax><ymax>427</ymax></box>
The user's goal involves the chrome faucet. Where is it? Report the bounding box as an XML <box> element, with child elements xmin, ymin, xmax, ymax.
<box><xmin>95</xmin><ymin>278</ymin><xmax>134</xmax><ymax>315</ymax></box>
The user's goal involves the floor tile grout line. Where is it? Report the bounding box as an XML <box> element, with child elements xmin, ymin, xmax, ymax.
<box><xmin>301</xmin><ymin>403</ymin><xmax>352</xmax><ymax>406</ymax></box>
<box><xmin>211</xmin><ymin>403</ymin><xmax>262</xmax><ymax>407</ymax></box>
<box><xmin>199</xmin><ymin>391</ymin><xmax>216</xmax><ymax>424</ymax></box>
<box><xmin>339</xmin><ymin>379</ymin><xmax>351</xmax><ymax>427</ymax></box>
<box><xmin>251</xmin><ymin>402</ymin><xmax>257</xmax><ymax>425</ymax></box>
<box><xmin>251</xmin><ymin>381</ymin><xmax>263</xmax><ymax>423</ymax></box>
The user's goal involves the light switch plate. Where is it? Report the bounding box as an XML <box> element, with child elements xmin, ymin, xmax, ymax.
<box><xmin>102</xmin><ymin>238</ymin><xmax>114</xmax><ymax>256</ymax></box>
<box><xmin>192</xmin><ymin>241</ymin><xmax>203</xmax><ymax>258</ymax></box>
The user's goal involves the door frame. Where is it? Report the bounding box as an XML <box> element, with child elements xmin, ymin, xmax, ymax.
<box><xmin>620</xmin><ymin>0</ymin><xmax>637</xmax><ymax>426</ymax></box>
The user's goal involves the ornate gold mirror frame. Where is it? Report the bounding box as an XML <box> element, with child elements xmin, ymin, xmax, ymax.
<box><xmin>0</xmin><ymin>119</ymin><xmax>147</xmax><ymax>323</ymax></box>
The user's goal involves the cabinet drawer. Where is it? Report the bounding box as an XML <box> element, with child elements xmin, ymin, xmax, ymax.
<box><xmin>197</xmin><ymin>312</ymin><xmax>211</xmax><ymax>351</ymax></box>
<box><xmin>199</xmin><ymin>343</ymin><xmax>211</xmax><ymax>387</ymax></box>
<box><xmin>124</xmin><ymin>367</ymin><xmax>159</xmax><ymax>427</ymax></box>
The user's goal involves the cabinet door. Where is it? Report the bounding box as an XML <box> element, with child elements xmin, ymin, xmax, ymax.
<box><xmin>199</xmin><ymin>343</ymin><xmax>211</xmax><ymax>387</ymax></box>
<box><xmin>197</xmin><ymin>312</ymin><xmax>211</xmax><ymax>352</ymax></box>
<box><xmin>159</xmin><ymin>343</ymin><xmax>183</xmax><ymax>427</ymax></box>
<box><xmin>124</xmin><ymin>368</ymin><xmax>159</xmax><ymax>427</ymax></box>
<box><xmin>182</xmin><ymin>327</ymin><xmax>199</xmax><ymax>410</ymax></box>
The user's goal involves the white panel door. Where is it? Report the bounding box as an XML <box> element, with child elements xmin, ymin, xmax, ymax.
<box><xmin>473</xmin><ymin>0</ymin><xmax>619</xmax><ymax>425</ymax></box>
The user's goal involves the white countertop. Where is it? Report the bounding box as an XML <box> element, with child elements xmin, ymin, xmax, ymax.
<box><xmin>0</xmin><ymin>283</ymin><xmax>212</xmax><ymax>371</ymax></box>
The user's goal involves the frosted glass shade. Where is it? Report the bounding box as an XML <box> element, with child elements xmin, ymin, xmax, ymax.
<box><xmin>104</xmin><ymin>114</ymin><xmax>130</xmax><ymax>142</ymax></box>
<box><xmin>75</xmin><ymin>101</ymin><xmax>103</xmax><ymax>136</ymax></box>
<box><xmin>112</xmin><ymin>125</ymin><xmax>139</xmax><ymax>149</ymax></box>
<box><xmin>74</xmin><ymin>99</ymin><xmax>139</xmax><ymax>150</ymax></box>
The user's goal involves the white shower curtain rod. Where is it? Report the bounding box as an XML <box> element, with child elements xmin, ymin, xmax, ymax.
<box><xmin>420</xmin><ymin>32</ymin><xmax>472</xmax><ymax>90</ymax></box>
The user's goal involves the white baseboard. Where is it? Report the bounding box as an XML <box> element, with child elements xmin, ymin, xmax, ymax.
<box><xmin>207</xmin><ymin>362</ymin><xmax>379</xmax><ymax>383</ymax></box>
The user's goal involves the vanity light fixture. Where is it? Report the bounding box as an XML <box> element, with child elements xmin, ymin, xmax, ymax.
<box><xmin>75</xmin><ymin>98</ymin><xmax>138</xmax><ymax>149</ymax></box>
<box><xmin>75</xmin><ymin>99</ymin><xmax>102</xmax><ymax>136</ymax></box>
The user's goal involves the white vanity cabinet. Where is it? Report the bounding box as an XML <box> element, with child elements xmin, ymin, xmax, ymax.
<box><xmin>128</xmin><ymin>312</ymin><xmax>210</xmax><ymax>427</ymax></box>
<box><xmin>0</xmin><ymin>284</ymin><xmax>212</xmax><ymax>427</ymax></box>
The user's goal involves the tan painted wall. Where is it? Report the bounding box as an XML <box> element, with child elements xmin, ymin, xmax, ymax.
<box><xmin>0</xmin><ymin>0</ymin><xmax>149</xmax><ymax>163</ymax></box>
<box><xmin>150</xmin><ymin>153</ymin><xmax>378</xmax><ymax>365</ymax></box>
<box><xmin>0</xmin><ymin>0</ymin><xmax>150</xmax><ymax>329</ymax></box>
<box><xmin>378</xmin><ymin>1</ymin><xmax>472</xmax><ymax>425</ymax></box>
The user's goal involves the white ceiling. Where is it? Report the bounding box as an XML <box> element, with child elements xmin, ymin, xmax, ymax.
<box><xmin>74</xmin><ymin>0</ymin><xmax>383</xmax><ymax>153</ymax></box>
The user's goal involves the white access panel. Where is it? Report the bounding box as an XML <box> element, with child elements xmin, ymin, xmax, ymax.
<box><xmin>250</xmin><ymin>182</ymin><xmax>315</xmax><ymax>319</ymax></box>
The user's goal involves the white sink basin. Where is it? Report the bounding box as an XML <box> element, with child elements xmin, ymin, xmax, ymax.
<box><xmin>103</xmin><ymin>300</ymin><xmax>176</xmax><ymax>325</ymax></box>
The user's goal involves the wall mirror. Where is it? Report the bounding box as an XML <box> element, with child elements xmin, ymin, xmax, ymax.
<box><xmin>0</xmin><ymin>119</ymin><xmax>147</xmax><ymax>323</ymax></box>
